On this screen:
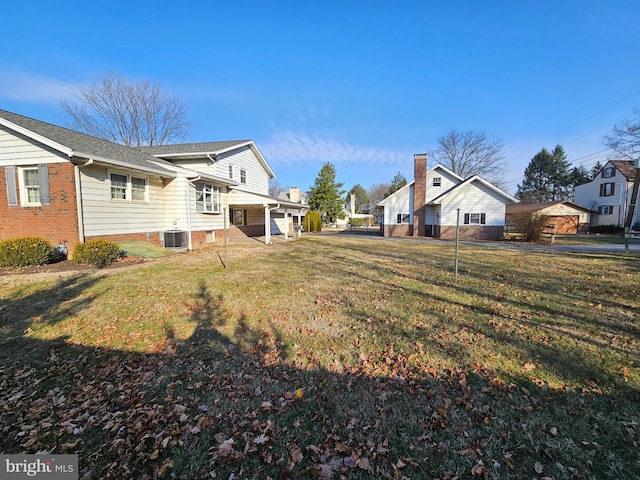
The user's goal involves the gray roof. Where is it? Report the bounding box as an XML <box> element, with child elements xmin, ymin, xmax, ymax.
<box><xmin>142</xmin><ymin>141</ymin><xmax>252</xmax><ymax>156</ymax></box>
<box><xmin>0</xmin><ymin>109</ymin><xmax>176</xmax><ymax>174</ymax></box>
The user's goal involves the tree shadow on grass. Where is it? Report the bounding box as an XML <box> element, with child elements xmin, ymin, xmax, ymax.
<box><xmin>1</xmin><ymin>268</ymin><xmax>639</xmax><ymax>479</ymax></box>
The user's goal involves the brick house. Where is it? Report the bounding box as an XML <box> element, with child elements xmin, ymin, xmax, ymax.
<box><xmin>0</xmin><ymin>109</ymin><xmax>306</xmax><ymax>252</ymax></box>
<box><xmin>378</xmin><ymin>154</ymin><xmax>517</xmax><ymax>240</ymax></box>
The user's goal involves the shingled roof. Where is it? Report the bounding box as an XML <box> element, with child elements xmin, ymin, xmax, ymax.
<box><xmin>0</xmin><ymin>109</ymin><xmax>175</xmax><ymax>175</ymax></box>
<box><xmin>609</xmin><ymin>160</ymin><xmax>636</xmax><ymax>181</ymax></box>
<box><xmin>142</xmin><ymin>141</ymin><xmax>252</xmax><ymax>155</ymax></box>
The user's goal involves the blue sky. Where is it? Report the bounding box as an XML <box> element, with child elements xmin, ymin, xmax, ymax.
<box><xmin>2</xmin><ymin>1</ymin><xmax>639</xmax><ymax>194</ymax></box>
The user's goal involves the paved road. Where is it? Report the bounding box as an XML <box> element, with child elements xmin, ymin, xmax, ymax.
<box><xmin>321</xmin><ymin>230</ymin><xmax>640</xmax><ymax>254</ymax></box>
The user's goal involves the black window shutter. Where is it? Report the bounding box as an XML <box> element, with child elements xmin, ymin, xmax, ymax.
<box><xmin>611</xmin><ymin>183</ymin><xmax>615</xmax><ymax>196</ymax></box>
<box><xmin>599</xmin><ymin>184</ymin><xmax>604</xmax><ymax>196</ymax></box>
<box><xmin>243</xmin><ymin>209</ymin><xmax>248</xmax><ymax>225</ymax></box>
<box><xmin>601</xmin><ymin>169</ymin><xmax>605</xmax><ymax>178</ymax></box>
<box><xmin>5</xmin><ymin>166</ymin><xmax>17</xmax><ymax>206</ymax></box>
<box><xmin>480</xmin><ymin>213</ymin><xmax>486</xmax><ymax>224</ymax></box>
<box><xmin>38</xmin><ymin>164</ymin><xmax>50</xmax><ymax>205</ymax></box>
<box><xmin>464</xmin><ymin>213</ymin><xmax>470</xmax><ymax>224</ymax></box>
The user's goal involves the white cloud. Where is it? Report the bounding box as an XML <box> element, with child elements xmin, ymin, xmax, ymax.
<box><xmin>0</xmin><ymin>68</ymin><xmax>77</xmax><ymax>103</ymax></box>
<box><xmin>261</xmin><ymin>131</ymin><xmax>412</xmax><ymax>166</ymax></box>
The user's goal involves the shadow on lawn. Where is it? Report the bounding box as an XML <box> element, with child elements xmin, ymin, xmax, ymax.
<box><xmin>1</xmin><ymin>267</ymin><xmax>639</xmax><ymax>479</ymax></box>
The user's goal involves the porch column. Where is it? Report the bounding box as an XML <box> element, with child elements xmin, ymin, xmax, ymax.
<box><xmin>284</xmin><ymin>210</ymin><xmax>289</xmax><ymax>240</ymax></box>
<box><xmin>264</xmin><ymin>204</ymin><xmax>271</xmax><ymax>244</ymax></box>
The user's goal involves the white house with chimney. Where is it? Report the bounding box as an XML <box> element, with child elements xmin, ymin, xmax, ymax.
<box><xmin>378</xmin><ymin>154</ymin><xmax>518</xmax><ymax>240</ymax></box>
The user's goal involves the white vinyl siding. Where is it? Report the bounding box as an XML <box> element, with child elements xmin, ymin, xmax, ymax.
<box><xmin>574</xmin><ymin>161</ymin><xmax>635</xmax><ymax>227</ymax></box>
<box><xmin>173</xmin><ymin>146</ymin><xmax>270</xmax><ymax>195</ymax></box>
<box><xmin>0</xmin><ymin>129</ymin><xmax>66</xmax><ymax>165</ymax></box>
<box><xmin>438</xmin><ymin>182</ymin><xmax>507</xmax><ymax>227</ymax></box>
<box><xmin>380</xmin><ymin>184</ymin><xmax>414</xmax><ymax>226</ymax></box>
<box><xmin>80</xmin><ymin>165</ymin><xmax>167</xmax><ymax>237</ymax></box>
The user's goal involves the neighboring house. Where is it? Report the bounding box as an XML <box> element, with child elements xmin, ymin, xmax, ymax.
<box><xmin>506</xmin><ymin>201</ymin><xmax>591</xmax><ymax>234</ymax></box>
<box><xmin>574</xmin><ymin>160</ymin><xmax>637</xmax><ymax>229</ymax></box>
<box><xmin>0</xmin><ymin>109</ymin><xmax>306</xmax><ymax>252</ymax></box>
<box><xmin>378</xmin><ymin>154</ymin><xmax>517</xmax><ymax>240</ymax></box>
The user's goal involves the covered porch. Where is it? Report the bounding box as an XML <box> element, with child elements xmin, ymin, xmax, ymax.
<box><xmin>227</xmin><ymin>190</ymin><xmax>307</xmax><ymax>244</ymax></box>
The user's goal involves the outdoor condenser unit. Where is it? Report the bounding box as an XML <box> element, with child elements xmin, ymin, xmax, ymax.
<box><xmin>163</xmin><ymin>230</ymin><xmax>187</xmax><ymax>248</ymax></box>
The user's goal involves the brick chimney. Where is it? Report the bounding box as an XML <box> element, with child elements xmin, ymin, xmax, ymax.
<box><xmin>413</xmin><ymin>154</ymin><xmax>427</xmax><ymax>237</ymax></box>
<box><xmin>289</xmin><ymin>187</ymin><xmax>301</xmax><ymax>203</ymax></box>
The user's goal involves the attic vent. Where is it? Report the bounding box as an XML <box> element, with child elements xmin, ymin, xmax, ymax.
<box><xmin>164</xmin><ymin>230</ymin><xmax>187</xmax><ymax>248</ymax></box>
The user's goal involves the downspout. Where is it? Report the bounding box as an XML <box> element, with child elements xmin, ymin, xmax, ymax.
<box><xmin>185</xmin><ymin>175</ymin><xmax>201</xmax><ymax>250</ymax></box>
<box><xmin>207</xmin><ymin>153</ymin><xmax>218</xmax><ymax>176</ymax></box>
<box><xmin>74</xmin><ymin>158</ymin><xmax>94</xmax><ymax>244</ymax></box>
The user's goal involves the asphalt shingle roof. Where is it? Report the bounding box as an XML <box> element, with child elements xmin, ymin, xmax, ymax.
<box><xmin>142</xmin><ymin>141</ymin><xmax>251</xmax><ymax>155</ymax></box>
<box><xmin>0</xmin><ymin>109</ymin><xmax>175</xmax><ymax>173</ymax></box>
<box><xmin>610</xmin><ymin>160</ymin><xmax>636</xmax><ymax>181</ymax></box>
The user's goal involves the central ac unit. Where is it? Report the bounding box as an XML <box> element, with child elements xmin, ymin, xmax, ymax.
<box><xmin>164</xmin><ymin>230</ymin><xmax>187</xmax><ymax>248</ymax></box>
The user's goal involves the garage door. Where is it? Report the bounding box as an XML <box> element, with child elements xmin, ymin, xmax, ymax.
<box><xmin>548</xmin><ymin>215</ymin><xmax>579</xmax><ymax>234</ymax></box>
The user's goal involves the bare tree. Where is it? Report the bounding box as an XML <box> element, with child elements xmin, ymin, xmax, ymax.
<box><xmin>430</xmin><ymin>129</ymin><xmax>506</xmax><ymax>184</ymax></box>
<box><xmin>367</xmin><ymin>182</ymin><xmax>391</xmax><ymax>217</ymax></box>
<box><xmin>603</xmin><ymin>108</ymin><xmax>640</xmax><ymax>160</ymax></box>
<box><xmin>61</xmin><ymin>72</ymin><xmax>190</xmax><ymax>147</ymax></box>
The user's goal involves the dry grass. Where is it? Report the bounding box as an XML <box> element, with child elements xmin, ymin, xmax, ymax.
<box><xmin>1</xmin><ymin>235</ymin><xmax>639</xmax><ymax>479</ymax></box>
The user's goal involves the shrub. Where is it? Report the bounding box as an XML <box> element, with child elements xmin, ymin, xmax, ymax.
<box><xmin>72</xmin><ymin>239</ymin><xmax>123</xmax><ymax>267</ymax></box>
<box><xmin>509</xmin><ymin>212</ymin><xmax>550</xmax><ymax>242</ymax></box>
<box><xmin>0</xmin><ymin>237</ymin><xmax>53</xmax><ymax>267</ymax></box>
<box><xmin>349</xmin><ymin>218</ymin><xmax>365</xmax><ymax>227</ymax></box>
<box><xmin>304</xmin><ymin>211</ymin><xmax>322</xmax><ymax>232</ymax></box>
<box><xmin>589</xmin><ymin>225</ymin><xmax>624</xmax><ymax>235</ymax></box>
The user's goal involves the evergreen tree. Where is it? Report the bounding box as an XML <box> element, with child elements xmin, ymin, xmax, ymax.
<box><xmin>345</xmin><ymin>184</ymin><xmax>369</xmax><ymax>214</ymax></box>
<box><xmin>516</xmin><ymin>145</ymin><xmax>573</xmax><ymax>202</ymax></box>
<box><xmin>308</xmin><ymin>162</ymin><xmax>346</xmax><ymax>223</ymax></box>
<box><xmin>589</xmin><ymin>160</ymin><xmax>604</xmax><ymax>181</ymax></box>
<box><xmin>385</xmin><ymin>172</ymin><xmax>407</xmax><ymax>197</ymax></box>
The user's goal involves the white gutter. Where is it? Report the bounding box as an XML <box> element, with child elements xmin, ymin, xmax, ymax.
<box><xmin>207</xmin><ymin>153</ymin><xmax>218</xmax><ymax>176</ymax></box>
<box><xmin>74</xmin><ymin>158</ymin><xmax>94</xmax><ymax>244</ymax></box>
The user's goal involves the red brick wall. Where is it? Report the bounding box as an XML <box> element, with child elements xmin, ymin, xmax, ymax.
<box><xmin>0</xmin><ymin>163</ymin><xmax>80</xmax><ymax>250</ymax></box>
<box><xmin>439</xmin><ymin>225</ymin><xmax>504</xmax><ymax>240</ymax></box>
<box><xmin>383</xmin><ymin>224</ymin><xmax>411</xmax><ymax>237</ymax></box>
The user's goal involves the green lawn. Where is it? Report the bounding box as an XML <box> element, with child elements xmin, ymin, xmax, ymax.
<box><xmin>1</xmin><ymin>236</ymin><xmax>639</xmax><ymax>479</ymax></box>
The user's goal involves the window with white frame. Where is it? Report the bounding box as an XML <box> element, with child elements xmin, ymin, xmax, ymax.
<box><xmin>13</xmin><ymin>165</ymin><xmax>50</xmax><ymax>206</ymax></box>
<box><xmin>598</xmin><ymin>205</ymin><xmax>613</xmax><ymax>215</ymax></box>
<box><xmin>397</xmin><ymin>213</ymin><xmax>410</xmax><ymax>224</ymax></box>
<box><xmin>240</xmin><ymin>169</ymin><xmax>247</xmax><ymax>184</ymax></box>
<box><xmin>195</xmin><ymin>183</ymin><xmax>221</xmax><ymax>213</ymax></box>
<box><xmin>229</xmin><ymin>165</ymin><xmax>234</xmax><ymax>180</ymax></box>
<box><xmin>22</xmin><ymin>167</ymin><xmax>41</xmax><ymax>204</ymax></box>
<box><xmin>131</xmin><ymin>176</ymin><xmax>147</xmax><ymax>201</ymax></box>
<box><xmin>464</xmin><ymin>213</ymin><xmax>486</xmax><ymax>225</ymax></box>
<box><xmin>432</xmin><ymin>177</ymin><xmax>441</xmax><ymax>186</ymax></box>
<box><xmin>110</xmin><ymin>172</ymin><xmax>148</xmax><ymax>202</ymax></box>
